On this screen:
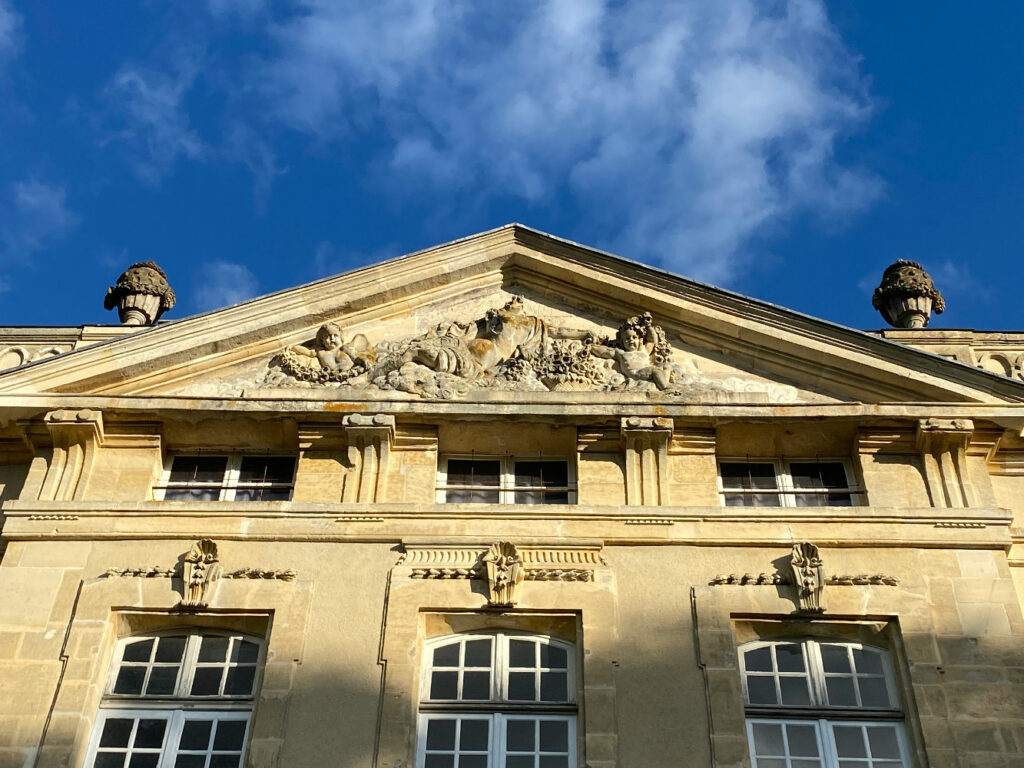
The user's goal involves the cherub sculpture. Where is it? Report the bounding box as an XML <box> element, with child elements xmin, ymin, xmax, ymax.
<box><xmin>281</xmin><ymin>322</ymin><xmax>373</xmax><ymax>382</ymax></box>
<box><xmin>590</xmin><ymin>313</ymin><xmax>676</xmax><ymax>390</ymax></box>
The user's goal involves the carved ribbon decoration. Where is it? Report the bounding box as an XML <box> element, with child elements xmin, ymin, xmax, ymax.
<box><xmin>790</xmin><ymin>542</ymin><xmax>825</xmax><ymax>613</ymax></box>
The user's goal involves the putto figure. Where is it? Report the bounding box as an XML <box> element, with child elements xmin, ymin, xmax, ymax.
<box><xmin>591</xmin><ymin>313</ymin><xmax>675</xmax><ymax>390</ymax></box>
<box><xmin>279</xmin><ymin>323</ymin><xmax>373</xmax><ymax>383</ymax></box>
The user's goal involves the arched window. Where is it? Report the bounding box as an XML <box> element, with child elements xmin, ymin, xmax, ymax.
<box><xmin>740</xmin><ymin>639</ymin><xmax>910</xmax><ymax>767</ymax></box>
<box><xmin>418</xmin><ymin>632</ymin><xmax>577</xmax><ymax>768</ymax></box>
<box><xmin>85</xmin><ymin>631</ymin><xmax>263</xmax><ymax>768</ymax></box>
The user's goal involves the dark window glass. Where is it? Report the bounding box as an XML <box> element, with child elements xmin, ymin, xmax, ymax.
<box><xmin>100</xmin><ymin>719</ymin><xmax>134</xmax><ymax>748</ymax></box>
<box><xmin>133</xmin><ymin>720</ymin><xmax>167</xmax><ymax>749</ymax></box>
<box><xmin>168</xmin><ymin>457</ymin><xmax>227</xmax><ymax>486</ymax></box>
<box><xmin>513</xmin><ymin>461</ymin><xmax>569</xmax><ymax>504</ymax></box>
<box><xmin>212</xmin><ymin>720</ymin><xmax>247</xmax><ymax>751</ymax></box>
<box><xmin>445</xmin><ymin>459</ymin><xmax>501</xmax><ymax>503</ymax></box>
<box><xmin>113</xmin><ymin>666</ymin><xmax>146</xmax><ymax>695</ymax></box>
<box><xmin>178</xmin><ymin>721</ymin><xmax>212</xmax><ymax>751</ymax></box>
<box><xmin>145</xmin><ymin>666</ymin><xmax>179</xmax><ymax>696</ymax></box>
<box><xmin>238</xmin><ymin>457</ymin><xmax>295</xmax><ymax>485</ymax></box>
<box><xmin>789</xmin><ymin>462</ymin><xmax>852</xmax><ymax>506</ymax></box>
<box><xmin>720</xmin><ymin>462</ymin><xmax>781</xmax><ymax>507</ymax></box>
<box><xmin>190</xmin><ymin>668</ymin><xmax>223</xmax><ymax>696</ymax></box>
<box><xmin>224</xmin><ymin>666</ymin><xmax>256</xmax><ymax>696</ymax></box>
<box><xmin>122</xmin><ymin>640</ymin><xmax>154</xmax><ymax>663</ymax></box>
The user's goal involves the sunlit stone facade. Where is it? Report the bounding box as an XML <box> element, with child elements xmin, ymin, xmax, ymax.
<box><xmin>1</xmin><ymin>225</ymin><xmax>1023</xmax><ymax>767</ymax></box>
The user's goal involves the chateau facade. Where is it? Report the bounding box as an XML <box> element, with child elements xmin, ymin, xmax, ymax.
<box><xmin>1</xmin><ymin>225</ymin><xmax>1022</xmax><ymax>767</ymax></box>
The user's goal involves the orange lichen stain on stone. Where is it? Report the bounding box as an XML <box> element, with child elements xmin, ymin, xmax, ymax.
<box><xmin>323</xmin><ymin>403</ymin><xmax>367</xmax><ymax>412</ymax></box>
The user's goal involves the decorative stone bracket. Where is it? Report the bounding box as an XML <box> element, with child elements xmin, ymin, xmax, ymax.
<box><xmin>401</xmin><ymin>542</ymin><xmax>603</xmax><ymax>608</ymax></box>
<box><xmin>343</xmin><ymin>413</ymin><xmax>395</xmax><ymax>503</ymax></box>
<box><xmin>621</xmin><ymin>416</ymin><xmax>673</xmax><ymax>506</ymax></box>
<box><xmin>38</xmin><ymin>409</ymin><xmax>105</xmax><ymax>501</ymax></box>
<box><xmin>105</xmin><ymin>538</ymin><xmax>297</xmax><ymax>609</ymax></box>
<box><xmin>709</xmin><ymin>542</ymin><xmax>900</xmax><ymax>614</ymax></box>
<box><xmin>916</xmin><ymin>418</ymin><xmax>976</xmax><ymax>508</ymax></box>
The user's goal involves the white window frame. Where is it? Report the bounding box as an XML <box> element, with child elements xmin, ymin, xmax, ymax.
<box><xmin>84</xmin><ymin>631</ymin><xmax>263</xmax><ymax>768</ymax></box>
<box><xmin>717</xmin><ymin>458</ymin><xmax>862</xmax><ymax>507</ymax></box>
<box><xmin>436</xmin><ymin>455</ymin><xmax>577</xmax><ymax>505</ymax></box>
<box><xmin>155</xmin><ymin>454</ymin><xmax>297</xmax><ymax>501</ymax></box>
<box><xmin>417</xmin><ymin>632</ymin><xmax>578</xmax><ymax>768</ymax></box>
<box><xmin>741</xmin><ymin>639</ymin><xmax>910</xmax><ymax>768</ymax></box>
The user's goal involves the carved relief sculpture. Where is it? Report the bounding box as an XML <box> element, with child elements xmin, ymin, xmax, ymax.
<box><xmin>182</xmin><ymin>538</ymin><xmax>223</xmax><ymax>609</ymax></box>
<box><xmin>790</xmin><ymin>542</ymin><xmax>825</xmax><ymax>613</ymax></box>
<box><xmin>267</xmin><ymin>296</ymin><xmax>798</xmax><ymax>401</ymax></box>
<box><xmin>482</xmin><ymin>541</ymin><xmax>526</xmax><ymax>607</ymax></box>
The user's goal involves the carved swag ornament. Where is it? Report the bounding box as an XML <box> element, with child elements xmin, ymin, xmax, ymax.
<box><xmin>267</xmin><ymin>296</ymin><xmax>798</xmax><ymax>401</ymax></box>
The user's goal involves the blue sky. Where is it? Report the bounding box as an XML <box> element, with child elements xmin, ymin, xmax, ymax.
<box><xmin>0</xmin><ymin>1</ymin><xmax>1021</xmax><ymax>330</ymax></box>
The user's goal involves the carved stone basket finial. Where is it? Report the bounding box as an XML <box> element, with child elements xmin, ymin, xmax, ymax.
<box><xmin>104</xmin><ymin>261</ymin><xmax>176</xmax><ymax>326</ymax></box>
<box><xmin>872</xmin><ymin>260</ymin><xmax>945</xmax><ymax>329</ymax></box>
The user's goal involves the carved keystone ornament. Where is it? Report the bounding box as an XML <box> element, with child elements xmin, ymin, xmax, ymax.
<box><xmin>709</xmin><ymin>542</ymin><xmax>901</xmax><ymax>614</ymax></box>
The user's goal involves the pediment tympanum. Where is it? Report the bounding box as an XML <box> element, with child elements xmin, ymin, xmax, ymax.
<box><xmin>262</xmin><ymin>295</ymin><xmax>799</xmax><ymax>402</ymax></box>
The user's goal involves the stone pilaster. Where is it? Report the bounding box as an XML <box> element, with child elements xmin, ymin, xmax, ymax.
<box><xmin>620</xmin><ymin>416</ymin><xmax>673</xmax><ymax>506</ymax></box>
<box><xmin>343</xmin><ymin>414</ymin><xmax>395</xmax><ymax>503</ymax></box>
<box><xmin>916</xmin><ymin>418</ymin><xmax>975</xmax><ymax>508</ymax></box>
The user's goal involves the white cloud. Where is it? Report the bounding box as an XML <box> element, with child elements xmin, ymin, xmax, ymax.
<box><xmin>102</xmin><ymin>59</ymin><xmax>205</xmax><ymax>183</ymax></box>
<box><xmin>0</xmin><ymin>0</ymin><xmax>21</xmax><ymax>68</ymax></box>
<box><xmin>0</xmin><ymin>179</ymin><xmax>80</xmax><ymax>262</ymax></box>
<box><xmin>192</xmin><ymin>260</ymin><xmax>260</xmax><ymax>312</ymax></box>
<box><xmin>252</xmin><ymin>0</ymin><xmax>878</xmax><ymax>283</ymax></box>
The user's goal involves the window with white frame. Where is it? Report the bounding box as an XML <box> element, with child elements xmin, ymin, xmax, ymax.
<box><xmin>740</xmin><ymin>639</ymin><xmax>909</xmax><ymax>768</ymax></box>
<box><xmin>418</xmin><ymin>633</ymin><xmax>577</xmax><ymax>768</ymax></box>
<box><xmin>718</xmin><ymin>460</ymin><xmax>861</xmax><ymax>507</ymax></box>
<box><xmin>155</xmin><ymin>455</ymin><xmax>296</xmax><ymax>501</ymax></box>
<box><xmin>436</xmin><ymin>457</ymin><xmax>576</xmax><ymax>504</ymax></box>
<box><xmin>85</xmin><ymin>631</ymin><xmax>262</xmax><ymax>768</ymax></box>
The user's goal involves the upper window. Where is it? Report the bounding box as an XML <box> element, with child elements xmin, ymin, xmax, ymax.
<box><xmin>718</xmin><ymin>460</ymin><xmax>861</xmax><ymax>507</ymax></box>
<box><xmin>156</xmin><ymin>455</ymin><xmax>296</xmax><ymax>501</ymax></box>
<box><xmin>86</xmin><ymin>631</ymin><xmax>263</xmax><ymax>768</ymax></box>
<box><xmin>437</xmin><ymin>457</ymin><xmax>576</xmax><ymax>505</ymax></box>
<box><xmin>741</xmin><ymin>639</ymin><xmax>909</xmax><ymax>768</ymax></box>
<box><xmin>418</xmin><ymin>632</ymin><xmax>576</xmax><ymax>768</ymax></box>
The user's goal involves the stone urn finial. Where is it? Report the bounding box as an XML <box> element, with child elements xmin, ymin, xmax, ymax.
<box><xmin>872</xmin><ymin>259</ymin><xmax>945</xmax><ymax>329</ymax></box>
<box><xmin>104</xmin><ymin>261</ymin><xmax>176</xmax><ymax>326</ymax></box>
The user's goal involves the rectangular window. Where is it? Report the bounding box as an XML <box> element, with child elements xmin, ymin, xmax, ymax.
<box><xmin>156</xmin><ymin>455</ymin><xmax>296</xmax><ymax>501</ymax></box>
<box><xmin>437</xmin><ymin>457</ymin><xmax>575</xmax><ymax>505</ymax></box>
<box><xmin>719</xmin><ymin>460</ymin><xmax>860</xmax><ymax>507</ymax></box>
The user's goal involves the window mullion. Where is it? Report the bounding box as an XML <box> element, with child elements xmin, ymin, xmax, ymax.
<box><xmin>159</xmin><ymin>710</ymin><xmax>186</xmax><ymax>768</ymax></box>
<box><xmin>176</xmin><ymin>635</ymin><xmax>200</xmax><ymax>698</ymax></box>
<box><xmin>818</xmin><ymin>718</ymin><xmax>841</xmax><ymax>768</ymax></box>
<box><xmin>807</xmin><ymin>641</ymin><xmax>828</xmax><ymax>707</ymax></box>
<box><xmin>496</xmin><ymin>633</ymin><xmax>507</xmax><ymax>701</ymax></box>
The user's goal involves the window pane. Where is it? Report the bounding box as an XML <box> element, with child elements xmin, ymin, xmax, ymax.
<box><xmin>426</xmin><ymin>719</ymin><xmax>457</xmax><ymax>750</ymax></box>
<box><xmin>789</xmin><ymin>462</ymin><xmax>848</xmax><ymax>489</ymax></box>
<box><xmin>122</xmin><ymin>640</ymin><xmax>154</xmax><ymax>663</ymax></box>
<box><xmin>513</xmin><ymin>489</ymin><xmax>546</xmax><ymax>505</ymax></box>
<box><xmin>225</xmin><ymin>666</ymin><xmax>256</xmax><ymax>696</ymax></box>
<box><xmin>239</xmin><ymin>456</ymin><xmax>295</xmax><ymax>485</ymax></box>
<box><xmin>826</xmin><ymin>676</ymin><xmax>857</xmax><ymax>707</ymax></box>
<box><xmin>746</xmin><ymin>676</ymin><xmax>777</xmax><ymax>705</ymax></box>
<box><xmin>751</xmin><ymin>722</ymin><xmax>785</xmax><ymax>756</ymax></box>
<box><xmin>128</xmin><ymin>756</ymin><xmax>158</xmax><ymax>768</ymax></box>
<box><xmin>446</xmin><ymin>460</ymin><xmax>500</xmax><ymax>487</ymax></box>
<box><xmin>113</xmin><ymin>667</ymin><xmax>146</xmax><ymax>695</ymax></box>
<box><xmin>164</xmin><ymin>487</ymin><xmax>221</xmax><ymax>501</ymax></box>
<box><xmin>508</xmin><ymin>672</ymin><xmax>536</xmax><ymax>700</ymax></box>
<box><xmin>858</xmin><ymin>676</ymin><xmax>891</xmax><ymax>708</ymax></box>
<box><xmin>775</xmin><ymin>644</ymin><xmax>805</xmax><ymax>672</ymax></box>
<box><xmin>460</xmin><ymin>756</ymin><xmax>487</xmax><ymax>768</ymax></box>
<box><xmin>174</xmin><ymin>756</ymin><xmax>206</xmax><ymax>768</ymax></box>
<box><xmin>94</xmin><ymin>754</ymin><xmax>126</xmax><ymax>768</ymax></box>
<box><xmin>833</xmin><ymin>726</ymin><xmax>867</xmax><ymax>758</ymax></box>
<box><xmin>867</xmin><ymin>726</ymin><xmax>901</xmax><ymax>759</ymax></box>
<box><xmin>506</xmin><ymin>758</ymin><xmax>532</xmax><ymax>768</ymax></box>
<box><xmin>424</xmin><ymin>756</ymin><xmax>454</xmax><ymax>768</ymax></box>
<box><xmin>462</xmin><ymin>671</ymin><xmax>490</xmax><ymax>700</ymax></box>
<box><xmin>232</xmin><ymin>640</ymin><xmax>260</xmax><ymax>664</ymax></box>
<box><xmin>509</xmin><ymin>640</ymin><xmax>535</xmax><ymax>668</ymax></box>
<box><xmin>235</xmin><ymin>487</ymin><xmax>292</xmax><ymax>501</ymax></box>
<box><xmin>786</xmin><ymin>724</ymin><xmax>819</xmax><ymax>757</ymax></box>
<box><xmin>144</xmin><ymin>666</ymin><xmax>179</xmax><ymax>696</ymax></box>
<box><xmin>133</xmin><ymin>720</ymin><xmax>167</xmax><ymax>749</ymax></box>
<box><xmin>779</xmin><ymin>676</ymin><xmax>811</xmax><ymax>706</ymax></box>
<box><xmin>155</xmin><ymin>637</ymin><xmax>186</xmax><ymax>663</ymax></box>
<box><xmin>721</xmin><ymin>463</ymin><xmax>777</xmax><ymax>490</ymax></box>
<box><xmin>540</xmin><ymin>645</ymin><xmax>567</xmax><ymax>669</ymax></box>
<box><xmin>100</xmin><ymin>719</ymin><xmax>135</xmax><ymax>748</ymax></box>
<box><xmin>539</xmin><ymin>721</ymin><xmax>568</xmax><ymax>752</ymax></box>
<box><xmin>446</xmin><ymin>488</ymin><xmax>500</xmax><ymax>504</ymax></box>
<box><xmin>464</xmin><ymin>639</ymin><xmax>492</xmax><ymax>668</ymax></box>
<box><xmin>199</xmin><ymin>637</ymin><xmax>230</xmax><ymax>662</ymax></box>
<box><xmin>179</xmin><ymin>721</ymin><xmax>212</xmax><ymax>751</ymax></box>
<box><xmin>853</xmin><ymin>648</ymin><xmax>884</xmax><ymax>675</ymax></box>
<box><xmin>539</xmin><ymin>758</ymin><xmax>567</xmax><ymax>768</ymax></box>
<box><xmin>820</xmin><ymin>645</ymin><xmax>851</xmax><ymax>674</ymax></box>
<box><xmin>430</xmin><ymin>671</ymin><xmax>459</xmax><ymax>700</ymax></box>
<box><xmin>506</xmin><ymin>720</ymin><xmax>534</xmax><ymax>752</ymax></box>
<box><xmin>169</xmin><ymin>457</ymin><xmax>227</xmax><ymax>485</ymax></box>
<box><xmin>191</xmin><ymin>667</ymin><xmax>223</xmax><ymax>696</ymax></box>
<box><xmin>213</xmin><ymin>720</ymin><xmax>248</xmax><ymax>751</ymax></box>
<box><xmin>540</xmin><ymin>672</ymin><xmax>567</xmax><ymax>702</ymax></box>
<box><xmin>208</xmin><ymin>756</ymin><xmax>241</xmax><ymax>768</ymax></box>
<box><xmin>513</xmin><ymin>461</ymin><xmax>568</xmax><ymax>488</ymax></box>
<box><xmin>433</xmin><ymin>643</ymin><xmax>460</xmax><ymax>668</ymax></box>
<box><xmin>459</xmin><ymin>720</ymin><xmax>489</xmax><ymax>752</ymax></box>
<box><xmin>744</xmin><ymin>647</ymin><xmax>773</xmax><ymax>672</ymax></box>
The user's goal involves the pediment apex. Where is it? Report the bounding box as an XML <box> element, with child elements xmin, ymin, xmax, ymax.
<box><xmin>0</xmin><ymin>224</ymin><xmax>1022</xmax><ymax>405</ymax></box>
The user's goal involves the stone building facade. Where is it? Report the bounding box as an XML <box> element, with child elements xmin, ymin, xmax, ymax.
<box><xmin>1</xmin><ymin>224</ymin><xmax>1023</xmax><ymax>768</ymax></box>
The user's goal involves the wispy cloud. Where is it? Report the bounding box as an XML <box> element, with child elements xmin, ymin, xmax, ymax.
<box><xmin>250</xmin><ymin>0</ymin><xmax>878</xmax><ymax>283</ymax></box>
<box><xmin>192</xmin><ymin>260</ymin><xmax>260</xmax><ymax>312</ymax></box>
<box><xmin>0</xmin><ymin>0</ymin><xmax>21</xmax><ymax>69</ymax></box>
<box><xmin>101</xmin><ymin>57</ymin><xmax>205</xmax><ymax>183</ymax></box>
<box><xmin>0</xmin><ymin>179</ymin><xmax>80</xmax><ymax>262</ymax></box>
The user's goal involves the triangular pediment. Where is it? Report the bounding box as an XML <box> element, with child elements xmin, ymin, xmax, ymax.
<box><xmin>1</xmin><ymin>224</ymin><xmax>1022</xmax><ymax>405</ymax></box>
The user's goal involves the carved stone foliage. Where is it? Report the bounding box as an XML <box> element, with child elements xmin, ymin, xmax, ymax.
<box><xmin>104</xmin><ymin>539</ymin><xmax>296</xmax><ymax>609</ymax></box>
<box><xmin>266</xmin><ymin>296</ymin><xmax>799</xmax><ymax>401</ymax></box>
<box><xmin>104</xmin><ymin>261</ymin><xmax>176</xmax><ymax>326</ymax></box>
<box><xmin>400</xmin><ymin>543</ymin><xmax>601</xmax><ymax>607</ymax></box>
<box><xmin>790</xmin><ymin>542</ymin><xmax>825</xmax><ymax>614</ymax></box>
<box><xmin>708</xmin><ymin>542</ymin><xmax>901</xmax><ymax>613</ymax></box>
<box><xmin>872</xmin><ymin>259</ymin><xmax>945</xmax><ymax>329</ymax></box>
<box><xmin>183</xmin><ymin>539</ymin><xmax>222</xmax><ymax>608</ymax></box>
